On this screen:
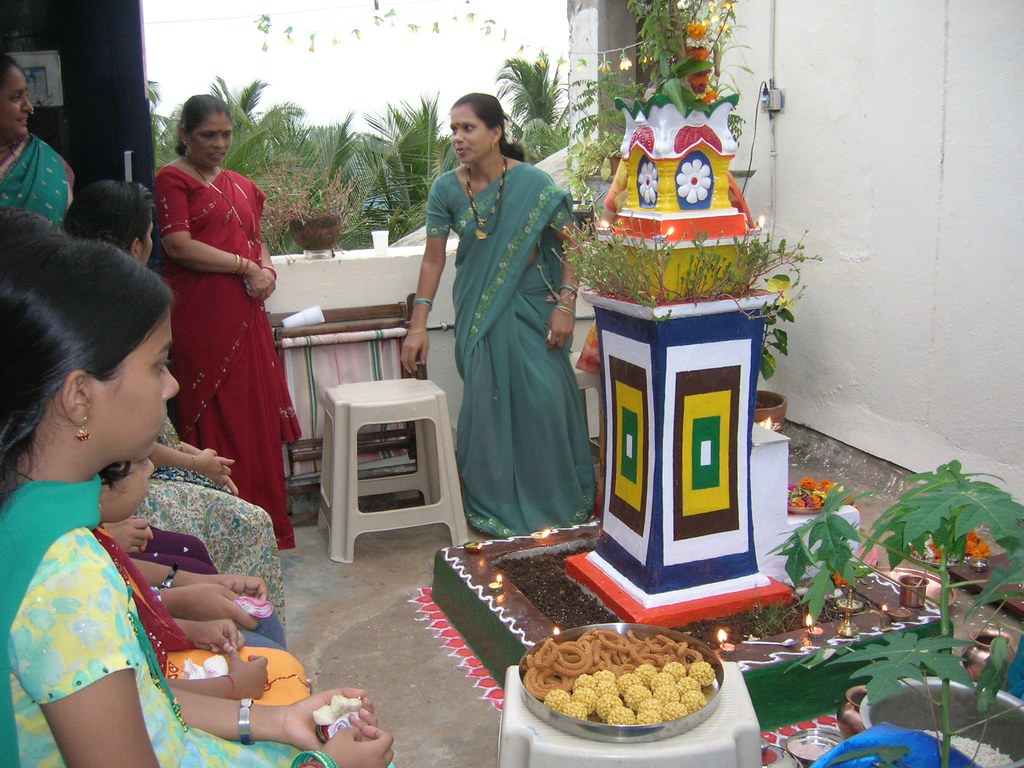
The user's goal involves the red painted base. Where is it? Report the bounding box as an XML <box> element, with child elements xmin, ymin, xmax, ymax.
<box><xmin>616</xmin><ymin>210</ymin><xmax>749</xmax><ymax>242</ymax></box>
<box><xmin>566</xmin><ymin>552</ymin><xmax>793</xmax><ymax>627</ymax></box>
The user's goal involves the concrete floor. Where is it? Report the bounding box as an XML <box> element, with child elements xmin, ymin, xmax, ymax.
<box><xmin>280</xmin><ymin>422</ymin><xmax>1022</xmax><ymax>768</ymax></box>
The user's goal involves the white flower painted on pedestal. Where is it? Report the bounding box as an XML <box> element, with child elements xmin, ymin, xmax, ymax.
<box><xmin>637</xmin><ymin>159</ymin><xmax>659</xmax><ymax>208</ymax></box>
<box><xmin>677</xmin><ymin>158</ymin><xmax>712</xmax><ymax>204</ymax></box>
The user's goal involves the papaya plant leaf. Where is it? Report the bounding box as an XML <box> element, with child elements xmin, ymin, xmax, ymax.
<box><xmin>973</xmin><ymin>560</ymin><xmax>1024</xmax><ymax>606</ymax></box>
<box><xmin>976</xmin><ymin>635</ymin><xmax>1011</xmax><ymax>712</ymax></box>
<box><xmin>872</xmin><ymin>462</ymin><xmax>1024</xmax><ymax>556</ymax></box>
<box><xmin>836</xmin><ymin>633</ymin><xmax>973</xmax><ymax>704</ymax></box>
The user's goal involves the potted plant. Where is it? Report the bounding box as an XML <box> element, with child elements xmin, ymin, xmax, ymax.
<box><xmin>566</xmin><ymin>65</ymin><xmax>646</xmax><ymax>206</ymax></box>
<box><xmin>776</xmin><ymin>462</ymin><xmax>1024</xmax><ymax>768</ymax></box>
<box><xmin>259</xmin><ymin>157</ymin><xmax>358</xmax><ymax>258</ymax></box>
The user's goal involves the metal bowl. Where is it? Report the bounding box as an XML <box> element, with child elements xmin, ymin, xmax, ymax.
<box><xmin>782</xmin><ymin>726</ymin><xmax>844</xmax><ymax>766</ymax></box>
<box><xmin>518</xmin><ymin>622</ymin><xmax>724</xmax><ymax>743</ymax></box>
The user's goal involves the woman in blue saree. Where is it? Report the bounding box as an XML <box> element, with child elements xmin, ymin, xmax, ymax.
<box><xmin>401</xmin><ymin>93</ymin><xmax>596</xmax><ymax>537</ymax></box>
<box><xmin>0</xmin><ymin>53</ymin><xmax>71</xmax><ymax>225</ymax></box>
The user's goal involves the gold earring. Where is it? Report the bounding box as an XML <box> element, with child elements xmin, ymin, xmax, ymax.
<box><xmin>75</xmin><ymin>418</ymin><xmax>90</xmax><ymax>442</ymax></box>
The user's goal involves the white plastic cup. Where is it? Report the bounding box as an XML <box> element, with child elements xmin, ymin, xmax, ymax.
<box><xmin>282</xmin><ymin>305</ymin><xmax>326</xmax><ymax>329</ymax></box>
<box><xmin>371</xmin><ymin>230</ymin><xmax>389</xmax><ymax>256</ymax></box>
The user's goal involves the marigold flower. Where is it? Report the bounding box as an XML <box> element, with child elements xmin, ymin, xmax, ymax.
<box><xmin>686</xmin><ymin>46</ymin><xmax>711</xmax><ymax>61</ymax></box>
<box><xmin>703</xmin><ymin>89</ymin><xmax>718</xmax><ymax>103</ymax></box>
<box><xmin>687</xmin><ymin>22</ymin><xmax>709</xmax><ymax>41</ymax></box>
<box><xmin>799</xmin><ymin>477</ymin><xmax>817</xmax><ymax>490</ymax></box>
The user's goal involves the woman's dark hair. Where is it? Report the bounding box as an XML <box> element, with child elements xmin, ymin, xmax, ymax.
<box><xmin>64</xmin><ymin>180</ymin><xmax>154</xmax><ymax>252</ymax></box>
<box><xmin>175</xmin><ymin>93</ymin><xmax>232</xmax><ymax>156</ymax></box>
<box><xmin>0</xmin><ymin>234</ymin><xmax>172</xmax><ymax>508</ymax></box>
<box><xmin>0</xmin><ymin>52</ymin><xmax>20</xmax><ymax>90</ymax></box>
<box><xmin>451</xmin><ymin>93</ymin><xmax>526</xmax><ymax>162</ymax></box>
<box><xmin>0</xmin><ymin>207</ymin><xmax>57</xmax><ymax>239</ymax></box>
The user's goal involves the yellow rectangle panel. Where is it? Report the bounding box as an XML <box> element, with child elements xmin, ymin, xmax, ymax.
<box><xmin>613</xmin><ymin>381</ymin><xmax>645</xmax><ymax>510</ymax></box>
<box><xmin>680</xmin><ymin>390</ymin><xmax>731</xmax><ymax>515</ymax></box>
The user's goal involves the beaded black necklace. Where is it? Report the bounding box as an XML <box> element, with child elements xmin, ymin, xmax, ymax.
<box><xmin>465</xmin><ymin>158</ymin><xmax>508</xmax><ymax>240</ymax></box>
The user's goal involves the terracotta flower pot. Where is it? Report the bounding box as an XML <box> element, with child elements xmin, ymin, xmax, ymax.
<box><xmin>289</xmin><ymin>213</ymin><xmax>343</xmax><ymax>258</ymax></box>
<box><xmin>754</xmin><ymin>390</ymin><xmax>787</xmax><ymax>430</ymax></box>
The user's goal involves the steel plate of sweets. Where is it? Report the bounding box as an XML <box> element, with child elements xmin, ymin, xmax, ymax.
<box><xmin>518</xmin><ymin>622</ymin><xmax>724</xmax><ymax>743</ymax></box>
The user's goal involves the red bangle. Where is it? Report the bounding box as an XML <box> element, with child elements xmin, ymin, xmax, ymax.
<box><xmin>224</xmin><ymin>674</ymin><xmax>236</xmax><ymax>699</ymax></box>
<box><xmin>263</xmin><ymin>266</ymin><xmax>277</xmax><ymax>279</ymax></box>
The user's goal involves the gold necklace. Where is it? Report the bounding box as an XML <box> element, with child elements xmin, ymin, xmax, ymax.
<box><xmin>465</xmin><ymin>158</ymin><xmax>507</xmax><ymax>240</ymax></box>
<box><xmin>183</xmin><ymin>155</ymin><xmax>215</xmax><ymax>185</ymax></box>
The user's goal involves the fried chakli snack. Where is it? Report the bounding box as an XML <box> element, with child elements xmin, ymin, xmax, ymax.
<box><xmin>522</xmin><ymin>628</ymin><xmax>717</xmax><ymax>715</ymax></box>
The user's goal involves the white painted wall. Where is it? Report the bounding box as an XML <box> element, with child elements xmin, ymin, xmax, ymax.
<box><xmin>717</xmin><ymin>1</ymin><xmax>1024</xmax><ymax>498</ymax></box>
<box><xmin>267</xmin><ymin>246</ymin><xmax>595</xmax><ymax>427</ymax></box>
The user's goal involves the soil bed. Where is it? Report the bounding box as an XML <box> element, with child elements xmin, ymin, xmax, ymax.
<box><xmin>495</xmin><ymin>546</ymin><xmax>843</xmax><ymax>645</ymax></box>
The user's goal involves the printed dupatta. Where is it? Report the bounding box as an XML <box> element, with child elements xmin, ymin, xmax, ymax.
<box><xmin>445</xmin><ymin>164</ymin><xmax>574</xmax><ymax>375</ymax></box>
<box><xmin>0</xmin><ymin>135</ymin><xmax>70</xmax><ymax>225</ymax></box>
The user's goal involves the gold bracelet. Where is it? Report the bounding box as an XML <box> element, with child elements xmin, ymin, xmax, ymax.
<box><xmin>555</xmin><ymin>304</ymin><xmax>575</xmax><ymax>315</ymax></box>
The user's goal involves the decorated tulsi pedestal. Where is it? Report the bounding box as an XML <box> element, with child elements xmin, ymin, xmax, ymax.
<box><xmin>568</xmin><ymin>294</ymin><xmax>792</xmax><ymax>625</ymax></box>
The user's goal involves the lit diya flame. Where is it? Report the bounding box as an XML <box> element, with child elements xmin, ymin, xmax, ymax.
<box><xmin>805</xmin><ymin>612</ymin><xmax>824</xmax><ymax>635</ymax></box>
<box><xmin>757</xmin><ymin>214</ymin><xmax>766</xmax><ymax>230</ymax></box>
<box><xmin>553</xmin><ymin>627</ymin><xmax>561</xmax><ymax>636</ymax></box>
<box><xmin>759</xmin><ymin>417</ymin><xmax>775</xmax><ymax>431</ymax></box>
<box><xmin>531</xmin><ymin>528</ymin><xmax>553</xmax><ymax>540</ymax></box>
<box><xmin>716</xmin><ymin>628</ymin><xmax>735</xmax><ymax>652</ymax></box>
<box><xmin>488</xmin><ymin>574</ymin><xmax>503</xmax><ymax>591</ymax></box>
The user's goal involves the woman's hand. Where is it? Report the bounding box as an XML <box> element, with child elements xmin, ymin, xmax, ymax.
<box><xmin>400</xmin><ymin>330</ymin><xmax>429</xmax><ymax>375</ymax></box>
<box><xmin>179</xmin><ymin>618</ymin><xmax>244</xmax><ymax>653</ymax></box>
<box><xmin>244</xmin><ymin>262</ymin><xmax>276</xmax><ymax>302</ymax></box>
<box><xmin>546</xmin><ymin>306</ymin><xmax>575</xmax><ymax>351</ymax></box>
<box><xmin>276</xmin><ymin>689</ymin><xmax>394</xmax><ymax>766</ymax></box>
<box><xmin>227</xmin><ymin>649</ymin><xmax>269</xmax><ymax>699</ymax></box>
<box><xmin>205</xmin><ymin>572</ymin><xmax>269</xmax><ymax>600</ymax></box>
<box><xmin>322</xmin><ymin>724</ymin><xmax>395</xmax><ymax>768</ymax></box>
<box><xmin>191</xmin><ymin>447</ymin><xmax>238</xmax><ymax>493</ymax></box>
<box><xmin>103</xmin><ymin>517</ymin><xmax>153</xmax><ymax>553</ymax></box>
<box><xmin>160</xmin><ymin>583</ymin><xmax>259</xmax><ymax>630</ymax></box>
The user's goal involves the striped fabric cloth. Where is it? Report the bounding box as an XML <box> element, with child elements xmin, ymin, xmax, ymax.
<box><xmin>280</xmin><ymin>328</ymin><xmax>408</xmax><ymax>478</ymax></box>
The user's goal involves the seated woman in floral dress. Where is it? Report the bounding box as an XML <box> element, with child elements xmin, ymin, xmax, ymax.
<box><xmin>64</xmin><ymin>180</ymin><xmax>287</xmax><ymax>618</ymax></box>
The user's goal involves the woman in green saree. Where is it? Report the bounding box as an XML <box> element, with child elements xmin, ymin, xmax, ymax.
<box><xmin>401</xmin><ymin>93</ymin><xmax>595</xmax><ymax>537</ymax></box>
<box><xmin>0</xmin><ymin>52</ymin><xmax>71</xmax><ymax>225</ymax></box>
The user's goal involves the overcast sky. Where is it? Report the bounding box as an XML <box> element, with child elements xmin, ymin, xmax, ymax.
<box><xmin>142</xmin><ymin>0</ymin><xmax>573</xmax><ymax>128</ymax></box>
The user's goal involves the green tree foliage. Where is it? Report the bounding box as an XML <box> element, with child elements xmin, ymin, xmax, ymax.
<box><xmin>496</xmin><ymin>55</ymin><xmax>569</xmax><ymax>163</ymax></box>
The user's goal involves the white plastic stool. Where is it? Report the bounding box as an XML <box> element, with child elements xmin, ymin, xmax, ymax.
<box><xmin>318</xmin><ymin>378</ymin><xmax>468</xmax><ymax>562</ymax></box>
<box><xmin>570</xmin><ymin>352</ymin><xmax>602</xmax><ymax>461</ymax></box>
<box><xmin>498</xmin><ymin>662</ymin><xmax>760</xmax><ymax>768</ymax></box>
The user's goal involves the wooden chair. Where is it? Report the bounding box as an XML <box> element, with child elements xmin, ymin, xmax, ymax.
<box><xmin>269</xmin><ymin>294</ymin><xmax>424</xmax><ymax>497</ymax></box>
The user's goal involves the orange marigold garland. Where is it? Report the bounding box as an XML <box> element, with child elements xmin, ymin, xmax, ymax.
<box><xmin>788</xmin><ymin>478</ymin><xmax>839</xmax><ymax>510</ymax></box>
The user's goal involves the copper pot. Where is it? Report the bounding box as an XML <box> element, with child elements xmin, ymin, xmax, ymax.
<box><xmin>836</xmin><ymin>684</ymin><xmax>868</xmax><ymax>738</ymax></box>
<box><xmin>962</xmin><ymin>628</ymin><xmax>1016</xmax><ymax>681</ymax></box>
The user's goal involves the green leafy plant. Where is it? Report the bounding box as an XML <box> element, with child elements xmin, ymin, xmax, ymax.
<box><xmin>627</xmin><ymin>0</ymin><xmax>738</xmax><ymax>112</ymax></box>
<box><xmin>258</xmin><ymin>156</ymin><xmax>360</xmax><ymax>256</ymax></box>
<box><xmin>775</xmin><ymin>461</ymin><xmax>1024</xmax><ymax>768</ymax></box>
<box><xmin>567</xmin><ymin>227</ymin><xmax>816</xmax><ymax>356</ymax></box>
<box><xmin>566</xmin><ymin>69</ymin><xmax>645</xmax><ymax>202</ymax></box>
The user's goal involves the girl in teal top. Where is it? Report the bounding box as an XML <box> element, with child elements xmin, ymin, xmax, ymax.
<box><xmin>0</xmin><ymin>227</ymin><xmax>394</xmax><ymax>767</ymax></box>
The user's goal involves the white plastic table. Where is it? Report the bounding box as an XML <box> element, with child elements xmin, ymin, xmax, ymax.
<box><xmin>498</xmin><ymin>662</ymin><xmax>761</xmax><ymax>768</ymax></box>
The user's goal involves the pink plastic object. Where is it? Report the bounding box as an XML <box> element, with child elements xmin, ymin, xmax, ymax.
<box><xmin>235</xmin><ymin>596</ymin><xmax>274</xmax><ymax>618</ymax></box>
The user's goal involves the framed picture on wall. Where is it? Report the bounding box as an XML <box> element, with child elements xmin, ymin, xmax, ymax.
<box><xmin>16</xmin><ymin>50</ymin><xmax>63</xmax><ymax>107</ymax></box>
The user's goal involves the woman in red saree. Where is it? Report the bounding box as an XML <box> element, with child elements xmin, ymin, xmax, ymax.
<box><xmin>156</xmin><ymin>94</ymin><xmax>299</xmax><ymax>549</ymax></box>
